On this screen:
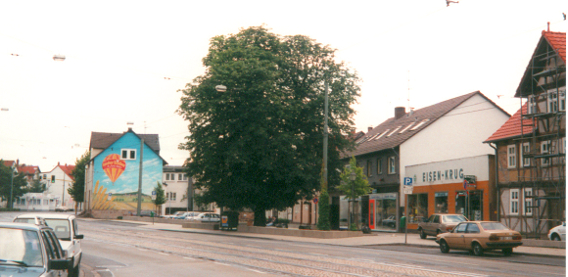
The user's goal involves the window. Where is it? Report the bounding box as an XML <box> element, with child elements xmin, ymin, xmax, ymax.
<box><xmin>528</xmin><ymin>95</ymin><xmax>537</xmax><ymax>114</ymax></box>
<box><xmin>366</xmin><ymin>160</ymin><xmax>372</xmax><ymax>177</ymax></box>
<box><xmin>375</xmin><ymin>130</ymin><xmax>389</xmax><ymax>140</ymax></box>
<box><xmin>510</xmin><ymin>189</ymin><xmax>519</xmax><ymax>215</ymax></box>
<box><xmin>541</xmin><ymin>140</ymin><xmax>551</xmax><ymax>166</ymax></box>
<box><xmin>165</xmin><ymin>174</ymin><xmax>170</xmax><ymax>181</ymax></box>
<box><xmin>559</xmin><ymin>87</ymin><xmax>566</xmax><ymax>111</ymax></box>
<box><xmin>455</xmin><ymin>223</ymin><xmax>467</xmax><ymax>233</ymax></box>
<box><xmin>121</xmin><ymin>149</ymin><xmax>136</xmax><ymax>160</ymax></box>
<box><xmin>547</xmin><ymin>89</ymin><xmax>558</xmax><ymax>113</ymax></box>
<box><xmin>435</xmin><ymin>192</ymin><xmax>448</xmax><ymax>213</ymax></box>
<box><xmin>524</xmin><ymin>188</ymin><xmax>533</xmax><ymax>216</ymax></box>
<box><xmin>411</xmin><ymin>119</ymin><xmax>429</xmax><ymax>130</ymax></box>
<box><xmin>399</xmin><ymin>123</ymin><xmax>415</xmax><ymax>133</ymax></box>
<box><xmin>178</xmin><ymin>173</ymin><xmax>184</xmax><ymax>180</ymax></box>
<box><xmin>507</xmin><ymin>145</ymin><xmax>516</xmax><ymax>169</ymax></box>
<box><xmin>466</xmin><ymin>223</ymin><xmax>480</xmax><ymax>233</ymax></box>
<box><xmin>387</xmin><ymin>126</ymin><xmax>401</xmax><ymax>137</ymax></box>
<box><xmin>521</xmin><ymin>142</ymin><xmax>531</xmax><ymax>167</ymax></box>
<box><xmin>377</xmin><ymin>158</ymin><xmax>382</xmax><ymax>175</ymax></box>
<box><xmin>388</xmin><ymin>156</ymin><xmax>396</xmax><ymax>174</ymax></box>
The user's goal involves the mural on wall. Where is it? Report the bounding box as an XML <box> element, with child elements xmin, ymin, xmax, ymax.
<box><xmin>92</xmin><ymin>133</ymin><xmax>162</xmax><ymax>211</ymax></box>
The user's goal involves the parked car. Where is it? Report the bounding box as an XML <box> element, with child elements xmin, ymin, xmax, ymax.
<box><xmin>55</xmin><ymin>205</ymin><xmax>73</xmax><ymax>212</ymax></box>
<box><xmin>436</xmin><ymin>221</ymin><xmax>522</xmax><ymax>256</ymax></box>
<box><xmin>418</xmin><ymin>213</ymin><xmax>468</xmax><ymax>239</ymax></box>
<box><xmin>548</xmin><ymin>222</ymin><xmax>566</xmax><ymax>241</ymax></box>
<box><xmin>0</xmin><ymin>221</ymin><xmax>71</xmax><ymax>276</ymax></box>
<box><xmin>163</xmin><ymin>211</ymin><xmax>186</xmax><ymax>219</ymax></box>
<box><xmin>188</xmin><ymin>212</ymin><xmax>220</xmax><ymax>222</ymax></box>
<box><xmin>139</xmin><ymin>210</ymin><xmax>154</xmax><ymax>217</ymax></box>
<box><xmin>14</xmin><ymin>213</ymin><xmax>84</xmax><ymax>277</ymax></box>
<box><xmin>181</xmin><ymin>212</ymin><xmax>201</xmax><ymax>220</ymax></box>
<box><xmin>381</xmin><ymin>216</ymin><xmax>397</xmax><ymax>228</ymax></box>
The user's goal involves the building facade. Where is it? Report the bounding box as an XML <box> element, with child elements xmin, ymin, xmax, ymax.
<box><xmin>342</xmin><ymin>91</ymin><xmax>510</xmax><ymax>231</ymax></box>
<box><xmin>85</xmin><ymin>128</ymin><xmax>166</xmax><ymax>218</ymax></box>
<box><xmin>41</xmin><ymin>163</ymin><xmax>75</xmax><ymax>209</ymax></box>
<box><xmin>485</xmin><ymin>30</ymin><xmax>565</xmax><ymax>237</ymax></box>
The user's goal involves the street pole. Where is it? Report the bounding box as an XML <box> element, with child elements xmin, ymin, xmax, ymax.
<box><xmin>10</xmin><ymin>165</ymin><xmax>14</xmax><ymax>209</ymax></box>
<box><xmin>137</xmin><ymin>138</ymin><xmax>144</xmax><ymax>216</ymax></box>
<box><xmin>323</xmin><ymin>81</ymin><xmax>328</xmax><ymax>191</ymax></box>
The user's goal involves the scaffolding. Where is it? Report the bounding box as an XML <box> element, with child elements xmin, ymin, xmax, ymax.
<box><xmin>517</xmin><ymin>39</ymin><xmax>566</xmax><ymax>238</ymax></box>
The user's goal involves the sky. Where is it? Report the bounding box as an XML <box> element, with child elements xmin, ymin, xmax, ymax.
<box><xmin>0</xmin><ymin>0</ymin><xmax>565</xmax><ymax>171</ymax></box>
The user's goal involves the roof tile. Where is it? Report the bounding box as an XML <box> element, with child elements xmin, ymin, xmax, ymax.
<box><xmin>484</xmin><ymin>103</ymin><xmax>533</xmax><ymax>143</ymax></box>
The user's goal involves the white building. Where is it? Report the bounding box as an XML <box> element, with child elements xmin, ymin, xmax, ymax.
<box><xmin>14</xmin><ymin>192</ymin><xmax>58</xmax><ymax>211</ymax></box>
<box><xmin>161</xmin><ymin>166</ymin><xmax>191</xmax><ymax>215</ymax></box>
<box><xmin>40</xmin><ymin>162</ymin><xmax>75</xmax><ymax>209</ymax></box>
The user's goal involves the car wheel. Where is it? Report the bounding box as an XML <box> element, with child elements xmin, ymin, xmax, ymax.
<box><xmin>419</xmin><ymin>229</ymin><xmax>427</xmax><ymax>239</ymax></box>
<box><xmin>472</xmin><ymin>242</ymin><xmax>484</xmax><ymax>256</ymax></box>
<box><xmin>502</xmin><ymin>248</ymin><xmax>513</xmax><ymax>256</ymax></box>
<box><xmin>440</xmin><ymin>240</ymin><xmax>450</xmax><ymax>253</ymax></box>
<box><xmin>552</xmin><ymin>233</ymin><xmax>561</xmax><ymax>241</ymax></box>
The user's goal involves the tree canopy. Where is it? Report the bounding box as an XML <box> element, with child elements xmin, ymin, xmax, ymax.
<box><xmin>0</xmin><ymin>160</ymin><xmax>27</xmax><ymax>209</ymax></box>
<box><xmin>178</xmin><ymin>26</ymin><xmax>360</xmax><ymax>226</ymax></box>
<box><xmin>68</xmin><ymin>150</ymin><xmax>90</xmax><ymax>212</ymax></box>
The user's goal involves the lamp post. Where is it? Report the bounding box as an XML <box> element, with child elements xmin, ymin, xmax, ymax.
<box><xmin>10</xmin><ymin>165</ymin><xmax>15</xmax><ymax>210</ymax></box>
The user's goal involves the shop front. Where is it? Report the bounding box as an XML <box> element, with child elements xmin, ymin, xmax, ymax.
<box><xmin>368</xmin><ymin>192</ymin><xmax>399</xmax><ymax>231</ymax></box>
<box><xmin>404</xmin><ymin>155</ymin><xmax>495</xmax><ymax>230</ymax></box>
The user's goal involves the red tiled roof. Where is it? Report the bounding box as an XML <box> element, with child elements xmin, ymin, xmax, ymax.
<box><xmin>543</xmin><ymin>31</ymin><xmax>566</xmax><ymax>62</ymax></box>
<box><xmin>18</xmin><ymin>165</ymin><xmax>39</xmax><ymax>175</ymax></box>
<box><xmin>59</xmin><ymin>164</ymin><xmax>76</xmax><ymax>180</ymax></box>
<box><xmin>3</xmin><ymin>160</ymin><xmax>16</xmax><ymax>168</ymax></box>
<box><xmin>484</xmin><ymin>103</ymin><xmax>533</xmax><ymax>143</ymax></box>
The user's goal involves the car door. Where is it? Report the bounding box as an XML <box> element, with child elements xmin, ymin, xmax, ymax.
<box><xmin>446</xmin><ymin>222</ymin><xmax>467</xmax><ymax>249</ymax></box>
<box><xmin>462</xmin><ymin>222</ymin><xmax>480</xmax><ymax>250</ymax></box>
<box><xmin>425</xmin><ymin>215</ymin><xmax>438</xmax><ymax>235</ymax></box>
<box><xmin>41</xmin><ymin>230</ymin><xmax>68</xmax><ymax>276</ymax></box>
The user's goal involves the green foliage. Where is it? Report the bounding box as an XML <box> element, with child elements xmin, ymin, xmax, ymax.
<box><xmin>68</xmin><ymin>151</ymin><xmax>90</xmax><ymax>207</ymax></box>
<box><xmin>316</xmin><ymin>190</ymin><xmax>331</xmax><ymax>230</ymax></box>
<box><xmin>349</xmin><ymin>223</ymin><xmax>359</xmax><ymax>231</ymax></box>
<box><xmin>337</xmin><ymin>156</ymin><xmax>372</xmax><ymax>200</ymax></box>
<box><xmin>178</xmin><ymin>26</ymin><xmax>360</xmax><ymax>226</ymax></box>
<box><xmin>153</xmin><ymin>182</ymin><xmax>166</xmax><ymax>207</ymax></box>
<box><xmin>27</xmin><ymin>179</ymin><xmax>46</xmax><ymax>193</ymax></box>
<box><xmin>0</xmin><ymin>160</ymin><xmax>27</xmax><ymax>208</ymax></box>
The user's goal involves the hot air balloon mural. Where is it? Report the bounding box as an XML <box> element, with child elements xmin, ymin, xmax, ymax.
<box><xmin>102</xmin><ymin>154</ymin><xmax>126</xmax><ymax>185</ymax></box>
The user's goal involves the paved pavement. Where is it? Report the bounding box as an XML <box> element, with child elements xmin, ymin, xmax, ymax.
<box><xmin>130</xmin><ymin>220</ymin><xmax>566</xmax><ymax>258</ymax></box>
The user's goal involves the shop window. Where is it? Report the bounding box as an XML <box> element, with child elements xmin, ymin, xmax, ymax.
<box><xmin>510</xmin><ymin>189</ymin><xmax>519</xmax><ymax>215</ymax></box>
<box><xmin>407</xmin><ymin>194</ymin><xmax>428</xmax><ymax>223</ymax></box>
<box><xmin>435</xmin><ymin>192</ymin><xmax>448</xmax><ymax>213</ymax></box>
<box><xmin>507</xmin><ymin>145</ymin><xmax>516</xmax><ymax>169</ymax></box>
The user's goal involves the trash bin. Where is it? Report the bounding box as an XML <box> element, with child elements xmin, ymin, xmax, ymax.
<box><xmin>400</xmin><ymin>216</ymin><xmax>406</xmax><ymax>232</ymax></box>
<box><xmin>221</xmin><ymin>211</ymin><xmax>239</xmax><ymax>231</ymax></box>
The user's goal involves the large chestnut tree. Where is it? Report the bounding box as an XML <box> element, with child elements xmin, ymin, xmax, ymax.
<box><xmin>178</xmin><ymin>26</ymin><xmax>360</xmax><ymax>226</ymax></box>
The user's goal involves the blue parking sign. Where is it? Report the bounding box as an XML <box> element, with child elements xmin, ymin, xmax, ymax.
<box><xmin>404</xmin><ymin>177</ymin><xmax>413</xmax><ymax>186</ymax></box>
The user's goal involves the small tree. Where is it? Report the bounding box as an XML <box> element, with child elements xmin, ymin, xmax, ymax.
<box><xmin>28</xmin><ymin>179</ymin><xmax>46</xmax><ymax>193</ymax></box>
<box><xmin>337</xmin><ymin>156</ymin><xmax>371</xmax><ymax>230</ymax></box>
<box><xmin>69</xmin><ymin>151</ymin><xmax>90</xmax><ymax>213</ymax></box>
<box><xmin>153</xmin><ymin>182</ymin><xmax>166</xmax><ymax>215</ymax></box>
<box><xmin>0</xmin><ymin>160</ymin><xmax>27</xmax><ymax>209</ymax></box>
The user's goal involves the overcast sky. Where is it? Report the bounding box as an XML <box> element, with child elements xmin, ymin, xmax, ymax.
<box><xmin>0</xmin><ymin>0</ymin><xmax>565</xmax><ymax>171</ymax></box>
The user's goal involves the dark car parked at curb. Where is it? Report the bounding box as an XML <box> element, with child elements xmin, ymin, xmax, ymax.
<box><xmin>0</xmin><ymin>221</ymin><xmax>72</xmax><ymax>277</ymax></box>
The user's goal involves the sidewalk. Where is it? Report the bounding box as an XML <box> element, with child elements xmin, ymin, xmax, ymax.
<box><xmin>127</xmin><ymin>220</ymin><xmax>566</xmax><ymax>258</ymax></box>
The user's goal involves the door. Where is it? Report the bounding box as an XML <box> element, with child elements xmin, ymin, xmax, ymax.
<box><xmin>446</xmin><ymin>222</ymin><xmax>467</xmax><ymax>249</ymax></box>
<box><xmin>462</xmin><ymin>222</ymin><xmax>480</xmax><ymax>250</ymax></box>
<box><xmin>369</xmin><ymin>200</ymin><xmax>376</xmax><ymax>229</ymax></box>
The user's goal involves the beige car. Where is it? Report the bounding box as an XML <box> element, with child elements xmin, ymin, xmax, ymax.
<box><xmin>436</xmin><ymin>221</ymin><xmax>523</xmax><ymax>256</ymax></box>
<box><xmin>418</xmin><ymin>213</ymin><xmax>468</xmax><ymax>239</ymax></box>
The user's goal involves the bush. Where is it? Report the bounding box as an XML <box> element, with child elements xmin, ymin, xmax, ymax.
<box><xmin>349</xmin><ymin>223</ymin><xmax>359</xmax><ymax>231</ymax></box>
<box><xmin>117</xmin><ymin>216</ymin><xmax>123</xmax><ymax>220</ymax></box>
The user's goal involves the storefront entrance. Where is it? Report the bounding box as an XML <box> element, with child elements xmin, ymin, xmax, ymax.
<box><xmin>455</xmin><ymin>190</ymin><xmax>483</xmax><ymax>220</ymax></box>
<box><xmin>369</xmin><ymin>193</ymin><xmax>398</xmax><ymax>231</ymax></box>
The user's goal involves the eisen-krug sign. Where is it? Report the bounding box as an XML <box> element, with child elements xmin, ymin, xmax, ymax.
<box><xmin>405</xmin><ymin>155</ymin><xmax>490</xmax><ymax>186</ymax></box>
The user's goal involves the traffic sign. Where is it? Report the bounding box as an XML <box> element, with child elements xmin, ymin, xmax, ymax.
<box><xmin>403</xmin><ymin>186</ymin><xmax>413</xmax><ymax>194</ymax></box>
<box><xmin>403</xmin><ymin>177</ymin><xmax>413</xmax><ymax>186</ymax></box>
<box><xmin>313</xmin><ymin>198</ymin><xmax>319</xmax><ymax>204</ymax></box>
<box><xmin>151</xmin><ymin>190</ymin><xmax>156</xmax><ymax>200</ymax></box>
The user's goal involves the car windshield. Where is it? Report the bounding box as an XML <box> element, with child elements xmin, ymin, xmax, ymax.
<box><xmin>480</xmin><ymin>222</ymin><xmax>509</xmax><ymax>230</ymax></box>
<box><xmin>442</xmin><ymin>215</ymin><xmax>467</xmax><ymax>223</ymax></box>
<box><xmin>0</xmin><ymin>228</ymin><xmax>43</xmax><ymax>267</ymax></box>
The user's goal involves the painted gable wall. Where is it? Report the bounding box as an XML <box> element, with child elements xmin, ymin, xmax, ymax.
<box><xmin>91</xmin><ymin>132</ymin><xmax>162</xmax><ymax>212</ymax></box>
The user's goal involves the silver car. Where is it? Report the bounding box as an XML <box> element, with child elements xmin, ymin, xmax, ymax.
<box><xmin>15</xmin><ymin>213</ymin><xmax>83</xmax><ymax>277</ymax></box>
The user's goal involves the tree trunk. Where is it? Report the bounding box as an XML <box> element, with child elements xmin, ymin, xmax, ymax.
<box><xmin>253</xmin><ymin>206</ymin><xmax>266</xmax><ymax>226</ymax></box>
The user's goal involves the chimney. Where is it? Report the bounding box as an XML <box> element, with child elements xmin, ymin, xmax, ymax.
<box><xmin>547</xmin><ymin>22</ymin><xmax>550</xmax><ymax>32</ymax></box>
<box><xmin>368</xmin><ymin>126</ymin><xmax>373</xmax><ymax>132</ymax></box>
<box><xmin>395</xmin><ymin>107</ymin><xmax>406</xmax><ymax>120</ymax></box>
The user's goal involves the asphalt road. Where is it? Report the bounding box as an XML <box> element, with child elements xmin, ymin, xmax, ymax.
<box><xmin>77</xmin><ymin>218</ymin><xmax>566</xmax><ymax>277</ymax></box>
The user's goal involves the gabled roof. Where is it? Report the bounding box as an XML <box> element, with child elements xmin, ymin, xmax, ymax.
<box><xmin>18</xmin><ymin>165</ymin><xmax>40</xmax><ymax>175</ymax></box>
<box><xmin>344</xmin><ymin>91</ymin><xmax>508</xmax><ymax>157</ymax></box>
<box><xmin>89</xmin><ymin>128</ymin><xmax>166</xmax><ymax>165</ymax></box>
<box><xmin>484</xmin><ymin>103</ymin><xmax>534</xmax><ymax>143</ymax></box>
<box><xmin>59</xmin><ymin>164</ymin><xmax>76</xmax><ymax>179</ymax></box>
<box><xmin>90</xmin><ymin>128</ymin><xmax>161</xmax><ymax>153</ymax></box>
<box><xmin>515</xmin><ymin>31</ymin><xmax>566</xmax><ymax>98</ymax></box>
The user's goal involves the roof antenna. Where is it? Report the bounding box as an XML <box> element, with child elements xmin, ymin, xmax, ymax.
<box><xmin>407</xmin><ymin>70</ymin><xmax>414</xmax><ymax>117</ymax></box>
